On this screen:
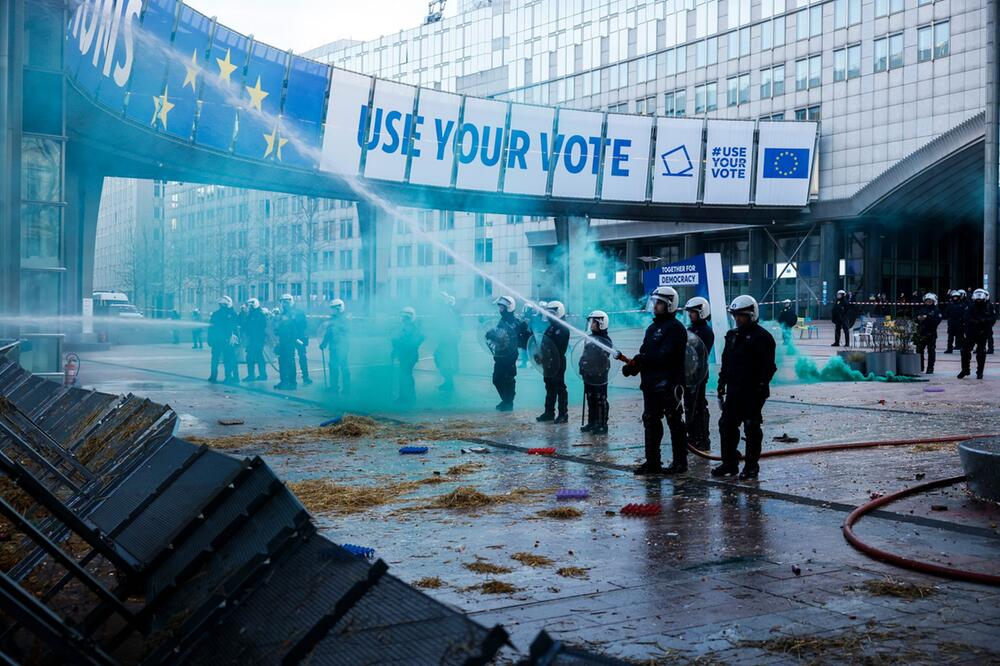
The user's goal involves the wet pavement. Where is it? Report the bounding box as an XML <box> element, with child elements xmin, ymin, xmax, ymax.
<box><xmin>74</xmin><ymin>322</ymin><xmax>1000</xmax><ymax>664</ymax></box>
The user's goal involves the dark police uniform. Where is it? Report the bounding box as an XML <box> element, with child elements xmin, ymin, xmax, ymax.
<box><xmin>274</xmin><ymin>310</ymin><xmax>299</xmax><ymax>389</ymax></box>
<box><xmin>486</xmin><ymin>311</ymin><xmax>528</xmax><ymax>409</ymax></box>
<box><xmin>286</xmin><ymin>305</ymin><xmax>311</xmax><ymax>385</ymax></box>
<box><xmin>831</xmin><ymin>297</ymin><xmax>852</xmax><ymax>346</ymax></box>
<box><xmin>434</xmin><ymin>303</ymin><xmax>462</xmax><ymax>391</ymax></box>
<box><xmin>914</xmin><ymin>304</ymin><xmax>941</xmax><ymax>373</ymax></box>
<box><xmin>579</xmin><ymin>330</ymin><xmax>612</xmax><ymax>433</ymax></box>
<box><xmin>538</xmin><ymin>322</ymin><xmax>570</xmax><ymax>420</ymax></box>
<box><xmin>944</xmin><ymin>297</ymin><xmax>966</xmax><ymax>353</ymax></box>
<box><xmin>392</xmin><ymin>319</ymin><xmax>425</xmax><ymax>403</ymax></box>
<box><xmin>718</xmin><ymin>321</ymin><xmax>777</xmax><ymax>473</ymax></box>
<box><xmin>319</xmin><ymin>313</ymin><xmax>350</xmax><ymax>394</ymax></box>
<box><xmin>686</xmin><ymin>319</ymin><xmax>715</xmax><ymax>451</ymax></box>
<box><xmin>626</xmin><ymin>313</ymin><xmax>688</xmax><ymax>469</ymax></box>
<box><xmin>207</xmin><ymin>305</ymin><xmax>239</xmax><ymax>384</ymax></box>
<box><xmin>243</xmin><ymin>306</ymin><xmax>268</xmax><ymax>381</ymax></box>
<box><xmin>960</xmin><ymin>300</ymin><xmax>997</xmax><ymax>379</ymax></box>
<box><xmin>777</xmin><ymin>306</ymin><xmax>797</xmax><ymax>345</ymax></box>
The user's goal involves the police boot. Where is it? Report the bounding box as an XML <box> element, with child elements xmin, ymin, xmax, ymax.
<box><xmin>592</xmin><ymin>402</ymin><xmax>608</xmax><ymax>435</ymax></box>
<box><xmin>662</xmin><ymin>461</ymin><xmax>687</xmax><ymax>475</ymax></box>
<box><xmin>536</xmin><ymin>412</ymin><xmax>555</xmax><ymax>422</ymax></box>
<box><xmin>554</xmin><ymin>412</ymin><xmax>569</xmax><ymax>424</ymax></box>
<box><xmin>711</xmin><ymin>463</ymin><xmax>739</xmax><ymax>478</ymax></box>
<box><xmin>633</xmin><ymin>461</ymin><xmax>663</xmax><ymax>475</ymax></box>
<box><xmin>739</xmin><ymin>463</ymin><xmax>760</xmax><ymax>480</ymax></box>
<box><xmin>957</xmin><ymin>369</ymin><xmax>970</xmax><ymax>379</ymax></box>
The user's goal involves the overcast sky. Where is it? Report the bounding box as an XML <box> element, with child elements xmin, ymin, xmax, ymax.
<box><xmin>186</xmin><ymin>0</ymin><xmax>432</xmax><ymax>52</ymax></box>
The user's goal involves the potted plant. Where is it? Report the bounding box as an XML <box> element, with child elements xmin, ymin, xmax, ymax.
<box><xmin>865</xmin><ymin>322</ymin><xmax>897</xmax><ymax>376</ymax></box>
<box><xmin>837</xmin><ymin>349</ymin><xmax>867</xmax><ymax>374</ymax></box>
<box><xmin>894</xmin><ymin>319</ymin><xmax>920</xmax><ymax>376</ymax></box>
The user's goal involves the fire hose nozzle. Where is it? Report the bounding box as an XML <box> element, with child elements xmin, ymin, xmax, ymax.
<box><xmin>615</xmin><ymin>352</ymin><xmax>631</xmax><ymax>364</ymax></box>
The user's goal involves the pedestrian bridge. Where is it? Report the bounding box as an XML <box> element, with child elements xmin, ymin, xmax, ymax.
<box><xmin>66</xmin><ymin>0</ymin><xmax>819</xmax><ymax>222</ymax></box>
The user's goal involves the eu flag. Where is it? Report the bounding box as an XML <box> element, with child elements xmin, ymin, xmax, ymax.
<box><xmin>195</xmin><ymin>25</ymin><xmax>248</xmax><ymax>152</ymax></box>
<box><xmin>278</xmin><ymin>56</ymin><xmax>330</xmax><ymax>169</ymax></box>
<box><xmin>762</xmin><ymin>148</ymin><xmax>809</xmax><ymax>179</ymax></box>
<box><xmin>158</xmin><ymin>6</ymin><xmax>212</xmax><ymax>140</ymax></box>
<box><xmin>122</xmin><ymin>0</ymin><xmax>177</xmax><ymax>125</ymax></box>
<box><xmin>233</xmin><ymin>42</ymin><xmax>287</xmax><ymax>160</ymax></box>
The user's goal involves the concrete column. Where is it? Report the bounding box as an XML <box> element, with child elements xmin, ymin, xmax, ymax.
<box><xmin>356</xmin><ymin>201</ymin><xmax>391</xmax><ymax>314</ymax></box>
<box><xmin>818</xmin><ymin>221</ymin><xmax>840</xmax><ymax>315</ymax></box>
<box><xmin>864</xmin><ymin>221</ymin><xmax>883</xmax><ymax>297</ymax></box>
<box><xmin>948</xmin><ymin>233</ymin><xmax>963</xmax><ymax>292</ymax></box>
<box><xmin>984</xmin><ymin>0</ymin><xmax>999</xmax><ymax>295</ymax></box>
<box><xmin>553</xmin><ymin>215</ymin><xmax>590</xmax><ymax>318</ymax></box>
<box><xmin>625</xmin><ymin>239</ymin><xmax>642</xmax><ymax>298</ymax></box>
<box><xmin>747</xmin><ymin>227</ymin><xmax>766</xmax><ymax>302</ymax></box>
<box><xmin>63</xmin><ymin>145</ymin><xmax>104</xmax><ymax>323</ymax></box>
<box><xmin>0</xmin><ymin>0</ymin><xmax>23</xmax><ymax>340</ymax></box>
<box><xmin>683</xmin><ymin>233</ymin><xmax>701</xmax><ymax>260</ymax></box>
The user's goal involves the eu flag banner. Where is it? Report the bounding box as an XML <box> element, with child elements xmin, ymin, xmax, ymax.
<box><xmin>195</xmin><ymin>25</ymin><xmax>249</xmax><ymax>152</ymax></box>
<box><xmin>754</xmin><ymin>121</ymin><xmax>817</xmax><ymax>206</ymax></box>
<box><xmin>158</xmin><ymin>6</ymin><xmax>212</xmax><ymax>140</ymax></box>
<box><xmin>234</xmin><ymin>42</ymin><xmax>288</xmax><ymax>161</ymax></box>
<box><xmin>279</xmin><ymin>55</ymin><xmax>330</xmax><ymax>169</ymax></box>
<box><xmin>762</xmin><ymin>148</ymin><xmax>809</xmax><ymax>179</ymax></box>
<box><xmin>123</xmin><ymin>0</ymin><xmax>177</xmax><ymax>125</ymax></box>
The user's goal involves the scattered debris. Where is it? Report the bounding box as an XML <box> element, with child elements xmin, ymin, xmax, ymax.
<box><xmin>287</xmin><ymin>478</ymin><xmax>420</xmax><ymax>515</ymax></box>
<box><xmin>536</xmin><ymin>507</ymin><xmax>584</xmax><ymax>520</ymax></box>
<box><xmin>217</xmin><ymin>418</ymin><xmax>244</xmax><ymax>426</ymax></box>
<box><xmin>621</xmin><ymin>503</ymin><xmax>662</xmax><ymax>517</ymax></box>
<box><xmin>773</xmin><ymin>433</ymin><xmax>799</xmax><ymax>443</ymax></box>
<box><xmin>414</xmin><ymin>576</ymin><xmax>444</xmax><ymax>589</ymax></box>
<box><xmin>460</xmin><ymin>446</ymin><xmax>490</xmax><ymax>454</ymax></box>
<box><xmin>791</xmin><ymin>565</ymin><xmax>801</xmax><ymax>576</ymax></box>
<box><xmin>463</xmin><ymin>559</ymin><xmax>513</xmax><ymax>575</ymax></box>
<box><xmin>446</xmin><ymin>462</ymin><xmax>485</xmax><ymax>476</ymax></box>
<box><xmin>556</xmin><ymin>567</ymin><xmax>590</xmax><ymax>579</ymax></box>
<box><xmin>511</xmin><ymin>552</ymin><xmax>553</xmax><ymax>567</ymax></box>
<box><xmin>854</xmin><ymin>577</ymin><xmax>937</xmax><ymax>600</ymax></box>
<box><xmin>423</xmin><ymin>486</ymin><xmax>544</xmax><ymax>510</ymax></box>
<box><xmin>930</xmin><ymin>504</ymin><xmax>948</xmax><ymax>512</ymax></box>
<box><xmin>465</xmin><ymin>580</ymin><xmax>521</xmax><ymax>595</ymax></box>
<box><xmin>556</xmin><ymin>488</ymin><xmax>590</xmax><ymax>500</ymax></box>
<box><xmin>527</xmin><ymin>447</ymin><xmax>556</xmax><ymax>455</ymax></box>
<box><xmin>399</xmin><ymin>446</ymin><xmax>429</xmax><ymax>455</ymax></box>
<box><xmin>341</xmin><ymin>543</ymin><xmax>375</xmax><ymax>559</ymax></box>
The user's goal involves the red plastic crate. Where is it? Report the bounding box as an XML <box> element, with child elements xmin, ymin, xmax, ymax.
<box><xmin>527</xmin><ymin>447</ymin><xmax>556</xmax><ymax>455</ymax></box>
<box><xmin>620</xmin><ymin>503</ymin><xmax>662</xmax><ymax>516</ymax></box>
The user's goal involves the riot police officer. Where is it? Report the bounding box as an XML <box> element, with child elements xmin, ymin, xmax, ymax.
<box><xmin>242</xmin><ymin>298</ymin><xmax>268</xmax><ymax>381</ymax></box>
<box><xmin>831</xmin><ymin>290</ymin><xmax>852</xmax><ymax>347</ymax></box>
<box><xmin>958</xmin><ymin>289</ymin><xmax>997</xmax><ymax>379</ymax></box>
<box><xmin>622</xmin><ymin>286</ymin><xmax>688</xmax><ymax>475</ymax></box>
<box><xmin>684</xmin><ymin>297</ymin><xmax>715</xmax><ymax>452</ymax></box>
<box><xmin>714</xmin><ymin>295</ymin><xmax>777</xmax><ymax>480</ymax></box>
<box><xmin>777</xmin><ymin>299</ymin><xmax>797</xmax><ymax>345</ymax></box>
<box><xmin>944</xmin><ymin>290</ymin><xmax>966</xmax><ymax>353</ymax></box>
<box><xmin>434</xmin><ymin>292</ymin><xmax>461</xmax><ymax>392</ymax></box>
<box><xmin>914</xmin><ymin>293</ymin><xmax>941</xmax><ymax>374</ymax></box>
<box><xmin>280</xmin><ymin>294</ymin><xmax>312</xmax><ymax>386</ymax></box>
<box><xmin>579</xmin><ymin>310</ymin><xmax>612</xmax><ymax>435</ymax></box>
<box><xmin>392</xmin><ymin>307</ymin><xmax>425</xmax><ymax>404</ymax></box>
<box><xmin>207</xmin><ymin>296</ymin><xmax>239</xmax><ymax>385</ymax></box>
<box><xmin>486</xmin><ymin>295</ymin><xmax>528</xmax><ymax>411</ymax></box>
<box><xmin>273</xmin><ymin>297</ymin><xmax>300</xmax><ymax>391</ymax></box>
<box><xmin>319</xmin><ymin>299</ymin><xmax>350</xmax><ymax>394</ymax></box>
<box><xmin>535</xmin><ymin>301</ymin><xmax>570</xmax><ymax>423</ymax></box>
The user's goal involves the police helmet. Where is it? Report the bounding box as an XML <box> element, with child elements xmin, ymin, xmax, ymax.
<box><xmin>650</xmin><ymin>286</ymin><xmax>679</xmax><ymax>313</ymax></box>
<box><xmin>587</xmin><ymin>310</ymin><xmax>609</xmax><ymax>331</ymax></box>
<box><xmin>493</xmin><ymin>295</ymin><xmax>516</xmax><ymax>313</ymax></box>
<box><xmin>728</xmin><ymin>295</ymin><xmax>759</xmax><ymax>322</ymax></box>
<box><xmin>545</xmin><ymin>300</ymin><xmax>567</xmax><ymax>319</ymax></box>
<box><xmin>972</xmin><ymin>288</ymin><xmax>989</xmax><ymax>302</ymax></box>
<box><xmin>684</xmin><ymin>296</ymin><xmax>711</xmax><ymax>320</ymax></box>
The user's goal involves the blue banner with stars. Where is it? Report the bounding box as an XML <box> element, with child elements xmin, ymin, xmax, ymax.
<box><xmin>195</xmin><ymin>24</ymin><xmax>248</xmax><ymax>152</ymax></box>
<box><xmin>120</xmin><ymin>0</ymin><xmax>176</xmax><ymax>125</ymax></box>
<box><xmin>233</xmin><ymin>42</ymin><xmax>288</xmax><ymax>161</ymax></box>
<box><xmin>157</xmin><ymin>6</ymin><xmax>211</xmax><ymax>140</ymax></box>
<box><xmin>279</xmin><ymin>56</ymin><xmax>330</xmax><ymax>169</ymax></box>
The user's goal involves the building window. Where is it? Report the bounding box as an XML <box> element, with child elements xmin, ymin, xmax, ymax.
<box><xmin>636</xmin><ymin>95</ymin><xmax>656</xmax><ymax>115</ymax></box>
<box><xmin>761</xmin><ymin>112</ymin><xmax>785</xmax><ymax>121</ymax></box>
<box><xmin>919</xmin><ymin>21</ymin><xmax>950</xmax><ymax>62</ymax></box>
<box><xmin>474</xmin><ymin>275</ymin><xmax>493</xmax><ymax>298</ymax></box>
<box><xmin>875</xmin><ymin>0</ymin><xmax>904</xmax><ymax>17</ymax></box>
<box><xmin>694</xmin><ymin>82</ymin><xmax>717</xmax><ymax>114</ymax></box>
<box><xmin>339</xmin><ymin>249</ymin><xmax>353</xmax><ymax>269</ymax></box>
<box><xmin>761</xmin><ymin>17</ymin><xmax>786</xmax><ymax>50</ymax></box>
<box><xmin>339</xmin><ymin>280</ymin><xmax>353</xmax><ymax>300</ymax></box>
<box><xmin>664</xmin><ymin>89</ymin><xmax>686</xmax><ymax>117</ymax></box>
<box><xmin>760</xmin><ymin>66</ymin><xmax>785</xmax><ymax>98</ymax></box>
<box><xmin>796</xmin><ymin>6</ymin><xmax>822</xmax><ymax>41</ymax></box>
<box><xmin>439</xmin><ymin>210</ymin><xmax>455</xmax><ymax>230</ymax></box>
<box><xmin>889</xmin><ymin>32</ymin><xmax>904</xmax><ymax>69</ymax></box>
<box><xmin>475</xmin><ymin>238</ymin><xmax>493</xmax><ymax>263</ymax></box>
<box><xmin>834</xmin><ymin>46</ymin><xmax>859</xmax><ymax>82</ymax></box>
<box><xmin>795</xmin><ymin>56</ymin><xmax>820</xmax><ymax>91</ymax></box>
<box><xmin>508</xmin><ymin>251</ymin><xmax>518</xmax><ymax>266</ymax></box>
<box><xmin>847</xmin><ymin>44</ymin><xmax>861</xmax><ymax>79</ymax></box>
<box><xmin>696</xmin><ymin>37</ymin><xmax>717</xmax><ymax>68</ymax></box>
<box><xmin>727</xmin><ymin>73</ymin><xmax>750</xmax><ymax>106</ymax></box>
<box><xmin>834</xmin><ymin>0</ymin><xmax>861</xmax><ymax>29</ymax></box>
<box><xmin>396</xmin><ymin>245</ymin><xmax>412</xmax><ymax>267</ymax></box>
<box><xmin>727</xmin><ymin>27</ymin><xmax>750</xmax><ymax>59</ymax></box>
<box><xmin>794</xmin><ymin>105</ymin><xmax>821</xmax><ymax>121</ymax></box>
<box><xmin>417</xmin><ymin>243</ymin><xmax>433</xmax><ymax>266</ymax></box>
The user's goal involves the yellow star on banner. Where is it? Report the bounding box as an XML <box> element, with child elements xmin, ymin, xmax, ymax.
<box><xmin>216</xmin><ymin>48</ymin><xmax>237</xmax><ymax>82</ymax></box>
<box><xmin>152</xmin><ymin>85</ymin><xmax>174</xmax><ymax>129</ymax></box>
<box><xmin>245</xmin><ymin>75</ymin><xmax>269</xmax><ymax>112</ymax></box>
<box><xmin>183</xmin><ymin>49</ymin><xmax>199</xmax><ymax>91</ymax></box>
<box><xmin>263</xmin><ymin>125</ymin><xmax>288</xmax><ymax>160</ymax></box>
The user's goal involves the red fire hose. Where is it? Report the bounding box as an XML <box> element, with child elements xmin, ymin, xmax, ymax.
<box><xmin>843</xmin><ymin>475</ymin><xmax>1000</xmax><ymax>587</ymax></box>
<box><xmin>686</xmin><ymin>433</ymin><xmax>1000</xmax><ymax>585</ymax></box>
<box><xmin>685</xmin><ymin>433</ymin><xmax>999</xmax><ymax>462</ymax></box>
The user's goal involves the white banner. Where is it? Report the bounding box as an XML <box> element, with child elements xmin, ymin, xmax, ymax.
<box><xmin>502</xmin><ymin>103</ymin><xmax>555</xmax><ymax>196</ymax></box>
<box><xmin>455</xmin><ymin>97</ymin><xmax>509</xmax><ymax>192</ymax></box>
<box><xmin>600</xmin><ymin>113</ymin><xmax>653</xmax><ymax>202</ymax></box>
<box><xmin>754</xmin><ymin>121</ymin><xmax>817</xmax><ymax>206</ymax></box>
<box><xmin>319</xmin><ymin>69</ymin><xmax>372</xmax><ymax>175</ymax></box>
<box><xmin>702</xmin><ymin>120</ymin><xmax>755</xmax><ymax>205</ymax></box>
<box><xmin>407</xmin><ymin>89</ymin><xmax>462</xmax><ymax>188</ymax></box>
<box><xmin>651</xmin><ymin>118</ymin><xmax>703</xmax><ymax>204</ymax></box>
<box><xmin>550</xmin><ymin>109</ymin><xmax>604</xmax><ymax>199</ymax></box>
<box><xmin>362</xmin><ymin>80</ymin><xmax>416</xmax><ymax>182</ymax></box>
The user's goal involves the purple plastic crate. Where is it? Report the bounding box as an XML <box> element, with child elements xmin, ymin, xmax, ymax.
<box><xmin>556</xmin><ymin>489</ymin><xmax>590</xmax><ymax>500</ymax></box>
